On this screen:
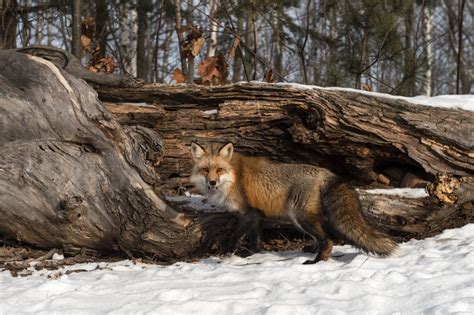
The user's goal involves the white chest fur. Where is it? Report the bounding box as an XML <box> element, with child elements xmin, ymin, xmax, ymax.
<box><xmin>207</xmin><ymin>190</ymin><xmax>242</xmax><ymax>214</ymax></box>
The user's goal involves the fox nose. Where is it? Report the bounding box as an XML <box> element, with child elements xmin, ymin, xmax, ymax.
<box><xmin>209</xmin><ymin>180</ymin><xmax>217</xmax><ymax>186</ymax></box>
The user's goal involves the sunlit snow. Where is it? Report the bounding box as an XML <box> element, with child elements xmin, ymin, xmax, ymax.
<box><xmin>1</xmin><ymin>224</ymin><xmax>472</xmax><ymax>314</ymax></box>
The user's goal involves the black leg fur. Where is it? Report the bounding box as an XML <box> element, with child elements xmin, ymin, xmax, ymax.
<box><xmin>303</xmin><ymin>237</ymin><xmax>328</xmax><ymax>264</ymax></box>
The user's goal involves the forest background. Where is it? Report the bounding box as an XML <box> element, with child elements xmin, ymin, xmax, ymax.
<box><xmin>0</xmin><ymin>0</ymin><xmax>472</xmax><ymax>95</ymax></box>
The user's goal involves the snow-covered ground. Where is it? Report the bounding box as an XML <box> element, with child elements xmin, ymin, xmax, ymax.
<box><xmin>2</xmin><ymin>84</ymin><xmax>472</xmax><ymax>313</ymax></box>
<box><xmin>1</xmin><ymin>224</ymin><xmax>473</xmax><ymax>314</ymax></box>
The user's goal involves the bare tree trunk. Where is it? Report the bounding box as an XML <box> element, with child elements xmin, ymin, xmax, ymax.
<box><xmin>174</xmin><ymin>0</ymin><xmax>187</xmax><ymax>76</ymax></box>
<box><xmin>160</xmin><ymin>30</ymin><xmax>172</xmax><ymax>82</ymax></box>
<box><xmin>71</xmin><ymin>0</ymin><xmax>82</xmax><ymax>58</ymax></box>
<box><xmin>47</xmin><ymin>13</ymin><xmax>53</xmax><ymax>46</ymax></box>
<box><xmin>355</xmin><ymin>27</ymin><xmax>369</xmax><ymax>90</ymax></box>
<box><xmin>326</xmin><ymin>5</ymin><xmax>339</xmax><ymax>86</ymax></box>
<box><xmin>18</xmin><ymin>9</ymin><xmax>30</xmax><ymax>46</ymax></box>
<box><xmin>400</xmin><ymin>2</ymin><xmax>416</xmax><ymax>96</ymax></box>
<box><xmin>310</xmin><ymin>0</ymin><xmax>321</xmax><ymax>85</ymax></box>
<box><xmin>95</xmin><ymin>0</ymin><xmax>108</xmax><ymax>59</ymax></box>
<box><xmin>244</xmin><ymin>8</ymin><xmax>254</xmax><ymax>80</ymax></box>
<box><xmin>36</xmin><ymin>10</ymin><xmax>44</xmax><ymax>44</ymax></box>
<box><xmin>0</xmin><ymin>0</ymin><xmax>17</xmax><ymax>49</ymax></box>
<box><xmin>59</xmin><ymin>5</ymin><xmax>70</xmax><ymax>51</ymax></box>
<box><xmin>273</xmin><ymin>3</ymin><xmax>283</xmax><ymax>82</ymax></box>
<box><xmin>422</xmin><ymin>3</ymin><xmax>432</xmax><ymax>96</ymax></box>
<box><xmin>299</xmin><ymin>0</ymin><xmax>311</xmax><ymax>84</ymax></box>
<box><xmin>152</xmin><ymin>0</ymin><xmax>164</xmax><ymax>83</ymax></box>
<box><xmin>251</xmin><ymin>6</ymin><xmax>257</xmax><ymax>80</ymax></box>
<box><xmin>130</xmin><ymin>8</ymin><xmax>138</xmax><ymax>76</ymax></box>
<box><xmin>145</xmin><ymin>14</ymin><xmax>153</xmax><ymax>82</ymax></box>
<box><xmin>232</xmin><ymin>15</ymin><xmax>244</xmax><ymax>82</ymax></box>
<box><xmin>118</xmin><ymin>2</ymin><xmax>130</xmax><ymax>72</ymax></box>
<box><xmin>116</xmin><ymin>2</ymin><xmax>138</xmax><ymax>75</ymax></box>
<box><xmin>207</xmin><ymin>0</ymin><xmax>218</xmax><ymax>58</ymax></box>
<box><xmin>186</xmin><ymin>0</ymin><xmax>194</xmax><ymax>84</ymax></box>
<box><xmin>456</xmin><ymin>0</ymin><xmax>466</xmax><ymax>94</ymax></box>
<box><xmin>136</xmin><ymin>0</ymin><xmax>149</xmax><ymax>80</ymax></box>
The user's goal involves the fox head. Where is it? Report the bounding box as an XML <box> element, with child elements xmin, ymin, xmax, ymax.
<box><xmin>189</xmin><ymin>142</ymin><xmax>235</xmax><ymax>195</ymax></box>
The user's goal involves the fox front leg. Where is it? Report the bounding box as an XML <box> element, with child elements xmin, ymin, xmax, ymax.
<box><xmin>227</xmin><ymin>208</ymin><xmax>263</xmax><ymax>257</ymax></box>
<box><xmin>241</xmin><ymin>209</ymin><xmax>263</xmax><ymax>254</ymax></box>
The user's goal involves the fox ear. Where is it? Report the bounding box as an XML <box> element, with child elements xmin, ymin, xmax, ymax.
<box><xmin>218</xmin><ymin>142</ymin><xmax>234</xmax><ymax>159</ymax></box>
<box><xmin>191</xmin><ymin>142</ymin><xmax>206</xmax><ymax>160</ymax></box>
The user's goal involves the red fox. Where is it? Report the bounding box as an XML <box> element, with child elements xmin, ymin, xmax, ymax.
<box><xmin>190</xmin><ymin>142</ymin><xmax>398</xmax><ymax>264</ymax></box>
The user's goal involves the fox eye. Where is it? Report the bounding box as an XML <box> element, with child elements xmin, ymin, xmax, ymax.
<box><xmin>201</xmin><ymin>167</ymin><xmax>209</xmax><ymax>173</ymax></box>
<box><xmin>216</xmin><ymin>168</ymin><xmax>224</xmax><ymax>173</ymax></box>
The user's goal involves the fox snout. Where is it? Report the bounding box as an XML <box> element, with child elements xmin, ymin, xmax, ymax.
<box><xmin>208</xmin><ymin>179</ymin><xmax>218</xmax><ymax>191</ymax></box>
<box><xmin>191</xmin><ymin>171</ymin><xmax>228</xmax><ymax>195</ymax></box>
<box><xmin>190</xmin><ymin>142</ymin><xmax>235</xmax><ymax>196</ymax></box>
<box><xmin>205</xmin><ymin>169</ymin><xmax>229</xmax><ymax>193</ymax></box>
<box><xmin>205</xmin><ymin>177</ymin><xmax>219</xmax><ymax>192</ymax></box>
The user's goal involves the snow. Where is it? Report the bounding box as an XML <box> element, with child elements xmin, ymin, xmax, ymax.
<box><xmin>410</xmin><ymin>94</ymin><xmax>474</xmax><ymax>111</ymax></box>
<box><xmin>167</xmin><ymin>189</ymin><xmax>430</xmax><ymax>211</ymax></box>
<box><xmin>202</xmin><ymin>109</ymin><xmax>219</xmax><ymax>115</ymax></box>
<box><xmin>240</xmin><ymin>82</ymin><xmax>474</xmax><ymax>112</ymax></box>
<box><xmin>364</xmin><ymin>188</ymin><xmax>429</xmax><ymax>198</ymax></box>
<box><xmin>164</xmin><ymin>194</ymin><xmax>219</xmax><ymax>212</ymax></box>
<box><xmin>1</xmin><ymin>224</ymin><xmax>473</xmax><ymax>314</ymax></box>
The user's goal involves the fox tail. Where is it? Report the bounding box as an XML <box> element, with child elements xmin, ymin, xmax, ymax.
<box><xmin>322</xmin><ymin>180</ymin><xmax>398</xmax><ymax>256</ymax></box>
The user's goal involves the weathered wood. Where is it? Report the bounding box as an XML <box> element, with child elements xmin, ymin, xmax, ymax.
<box><xmin>0</xmin><ymin>51</ymin><xmax>206</xmax><ymax>262</ymax></box>
<box><xmin>15</xmin><ymin>46</ymin><xmax>143</xmax><ymax>88</ymax></box>
<box><xmin>100</xmin><ymin>84</ymin><xmax>473</xmax><ymax>196</ymax></box>
<box><xmin>1</xmin><ymin>49</ymin><xmax>472</xmax><ymax>263</ymax></box>
<box><xmin>99</xmin><ymin>83</ymin><xmax>473</xmax><ymax>241</ymax></box>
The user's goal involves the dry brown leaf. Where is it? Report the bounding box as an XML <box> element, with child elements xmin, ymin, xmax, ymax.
<box><xmin>82</xmin><ymin>17</ymin><xmax>95</xmax><ymax>27</ymax></box>
<box><xmin>362</xmin><ymin>83</ymin><xmax>372</xmax><ymax>91</ymax></box>
<box><xmin>180</xmin><ymin>27</ymin><xmax>204</xmax><ymax>59</ymax></box>
<box><xmin>80</xmin><ymin>35</ymin><xmax>92</xmax><ymax>52</ymax></box>
<box><xmin>102</xmin><ymin>56</ymin><xmax>117</xmax><ymax>73</ymax></box>
<box><xmin>87</xmin><ymin>56</ymin><xmax>117</xmax><ymax>74</ymax></box>
<box><xmin>87</xmin><ymin>65</ymin><xmax>98</xmax><ymax>73</ymax></box>
<box><xmin>81</xmin><ymin>18</ymin><xmax>96</xmax><ymax>40</ymax></box>
<box><xmin>172</xmin><ymin>68</ymin><xmax>186</xmax><ymax>83</ymax></box>
<box><xmin>197</xmin><ymin>55</ymin><xmax>228</xmax><ymax>85</ymax></box>
<box><xmin>228</xmin><ymin>36</ymin><xmax>240</xmax><ymax>60</ymax></box>
<box><xmin>191</xmin><ymin>37</ymin><xmax>206</xmax><ymax>56</ymax></box>
<box><xmin>264</xmin><ymin>68</ymin><xmax>273</xmax><ymax>83</ymax></box>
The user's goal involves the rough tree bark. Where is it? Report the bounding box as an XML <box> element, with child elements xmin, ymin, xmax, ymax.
<box><xmin>99</xmin><ymin>83</ymin><xmax>473</xmax><ymax>241</ymax></box>
<box><xmin>1</xmin><ymin>49</ymin><xmax>473</xmax><ymax>264</ymax></box>
<box><xmin>0</xmin><ymin>50</ymin><xmax>230</xmax><ymax>263</ymax></box>
<box><xmin>99</xmin><ymin>85</ymin><xmax>473</xmax><ymax>188</ymax></box>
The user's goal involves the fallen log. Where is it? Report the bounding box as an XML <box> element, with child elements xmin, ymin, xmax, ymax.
<box><xmin>0</xmin><ymin>50</ymin><xmax>201</xmax><ymax>262</ymax></box>
<box><xmin>1</xmin><ymin>48</ymin><xmax>472</xmax><ymax>264</ymax></box>
<box><xmin>100</xmin><ymin>84</ymin><xmax>473</xmax><ymax>191</ymax></box>
<box><xmin>99</xmin><ymin>83</ymin><xmax>474</xmax><ymax>242</ymax></box>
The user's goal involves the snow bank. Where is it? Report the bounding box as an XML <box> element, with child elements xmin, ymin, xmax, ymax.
<box><xmin>240</xmin><ymin>82</ymin><xmax>474</xmax><ymax>112</ymax></box>
<box><xmin>1</xmin><ymin>224</ymin><xmax>473</xmax><ymax>314</ymax></box>
<box><xmin>164</xmin><ymin>194</ymin><xmax>220</xmax><ymax>212</ymax></box>
<box><xmin>364</xmin><ymin>188</ymin><xmax>429</xmax><ymax>198</ymax></box>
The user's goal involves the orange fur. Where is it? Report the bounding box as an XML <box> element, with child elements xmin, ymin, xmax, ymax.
<box><xmin>190</xmin><ymin>142</ymin><xmax>398</xmax><ymax>263</ymax></box>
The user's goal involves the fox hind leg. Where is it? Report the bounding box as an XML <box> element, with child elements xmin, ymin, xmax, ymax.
<box><xmin>303</xmin><ymin>238</ymin><xmax>333</xmax><ymax>264</ymax></box>
<box><xmin>290</xmin><ymin>210</ymin><xmax>333</xmax><ymax>264</ymax></box>
<box><xmin>301</xmin><ymin>220</ymin><xmax>333</xmax><ymax>264</ymax></box>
